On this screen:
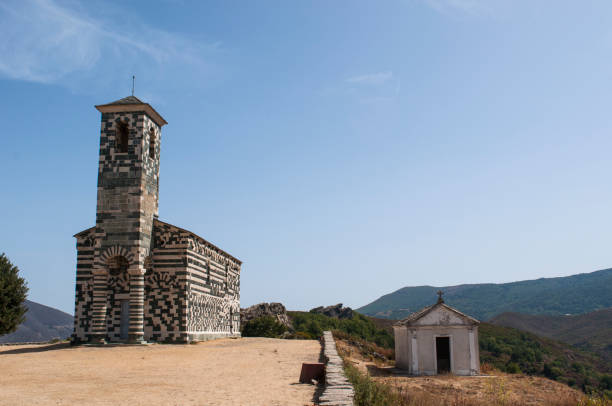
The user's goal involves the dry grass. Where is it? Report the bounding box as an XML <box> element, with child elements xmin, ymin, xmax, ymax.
<box><xmin>333</xmin><ymin>330</ymin><xmax>394</xmax><ymax>360</ymax></box>
<box><xmin>376</xmin><ymin>374</ymin><xmax>586</xmax><ymax>406</ymax></box>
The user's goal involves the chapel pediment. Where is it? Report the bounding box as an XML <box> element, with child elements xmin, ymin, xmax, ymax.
<box><xmin>394</xmin><ymin>301</ymin><xmax>479</xmax><ymax>327</ymax></box>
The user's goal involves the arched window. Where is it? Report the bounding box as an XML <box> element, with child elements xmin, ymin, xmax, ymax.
<box><xmin>149</xmin><ymin>128</ymin><xmax>156</xmax><ymax>159</ymax></box>
<box><xmin>107</xmin><ymin>256</ymin><xmax>129</xmax><ymax>276</ymax></box>
<box><xmin>116</xmin><ymin>121</ymin><xmax>129</xmax><ymax>153</ymax></box>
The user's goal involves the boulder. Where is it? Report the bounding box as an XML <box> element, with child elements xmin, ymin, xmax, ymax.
<box><xmin>240</xmin><ymin>302</ymin><xmax>292</xmax><ymax>329</ymax></box>
<box><xmin>310</xmin><ymin>303</ymin><xmax>353</xmax><ymax>319</ymax></box>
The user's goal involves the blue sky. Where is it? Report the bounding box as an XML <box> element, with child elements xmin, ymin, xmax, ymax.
<box><xmin>1</xmin><ymin>0</ymin><xmax>612</xmax><ymax>315</ymax></box>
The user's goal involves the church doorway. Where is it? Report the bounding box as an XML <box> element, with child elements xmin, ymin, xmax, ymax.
<box><xmin>436</xmin><ymin>336</ymin><xmax>451</xmax><ymax>373</ymax></box>
<box><xmin>120</xmin><ymin>300</ymin><xmax>130</xmax><ymax>340</ymax></box>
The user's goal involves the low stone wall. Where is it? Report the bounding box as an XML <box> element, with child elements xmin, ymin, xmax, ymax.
<box><xmin>319</xmin><ymin>331</ymin><xmax>354</xmax><ymax>406</ymax></box>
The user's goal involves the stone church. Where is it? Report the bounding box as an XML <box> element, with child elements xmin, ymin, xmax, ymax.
<box><xmin>393</xmin><ymin>293</ymin><xmax>480</xmax><ymax>376</ymax></box>
<box><xmin>71</xmin><ymin>96</ymin><xmax>241</xmax><ymax>344</ymax></box>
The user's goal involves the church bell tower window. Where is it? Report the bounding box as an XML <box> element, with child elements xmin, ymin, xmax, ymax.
<box><xmin>107</xmin><ymin>255</ymin><xmax>129</xmax><ymax>276</ymax></box>
<box><xmin>116</xmin><ymin>121</ymin><xmax>129</xmax><ymax>153</ymax></box>
<box><xmin>149</xmin><ymin>128</ymin><xmax>156</xmax><ymax>159</ymax></box>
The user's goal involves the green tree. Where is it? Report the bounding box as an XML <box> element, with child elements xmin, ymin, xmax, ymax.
<box><xmin>0</xmin><ymin>253</ymin><xmax>28</xmax><ymax>336</ymax></box>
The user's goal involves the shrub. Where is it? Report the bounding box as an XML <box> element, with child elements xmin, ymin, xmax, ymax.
<box><xmin>600</xmin><ymin>375</ymin><xmax>612</xmax><ymax>391</ymax></box>
<box><xmin>344</xmin><ymin>361</ymin><xmax>406</xmax><ymax>406</ymax></box>
<box><xmin>241</xmin><ymin>316</ymin><xmax>287</xmax><ymax>338</ymax></box>
<box><xmin>291</xmin><ymin>331</ymin><xmax>313</xmax><ymax>340</ymax></box>
<box><xmin>287</xmin><ymin>311</ymin><xmax>394</xmax><ymax>348</ymax></box>
<box><xmin>305</xmin><ymin>319</ymin><xmax>323</xmax><ymax>338</ymax></box>
<box><xmin>506</xmin><ymin>362</ymin><xmax>521</xmax><ymax>374</ymax></box>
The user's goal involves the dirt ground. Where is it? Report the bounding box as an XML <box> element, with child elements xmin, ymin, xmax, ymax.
<box><xmin>0</xmin><ymin>337</ymin><xmax>321</xmax><ymax>406</ymax></box>
<box><xmin>336</xmin><ymin>338</ymin><xmax>583</xmax><ymax>406</ymax></box>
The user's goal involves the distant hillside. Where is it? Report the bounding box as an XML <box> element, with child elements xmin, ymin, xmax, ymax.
<box><xmin>357</xmin><ymin>268</ymin><xmax>612</xmax><ymax>321</ymax></box>
<box><xmin>490</xmin><ymin>308</ymin><xmax>612</xmax><ymax>364</ymax></box>
<box><xmin>0</xmin><ymin>300</ymin><xmax>73</xmax><ymax>343</ymax></box>
<box><xmin>479</xmin><ymin>323</ymin><xmax>611</xmax><ymax>395</ymax></box>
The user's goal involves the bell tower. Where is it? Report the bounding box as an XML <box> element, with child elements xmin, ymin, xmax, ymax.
<box><xmin>90</xmin><ymin>96</ymin><xmax>167</xmax><ymax>343</ymax></box>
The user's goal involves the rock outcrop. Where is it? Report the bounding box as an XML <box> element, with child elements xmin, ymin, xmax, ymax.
<box><xmin>310</xmin><ymin>304</ymin><xmax>353</xmax><ymax>320</ymax></box>
<box><xmin>240</xmin><ymin>302</ymin><xmax>292</xmax><ymax>329</ymax></box>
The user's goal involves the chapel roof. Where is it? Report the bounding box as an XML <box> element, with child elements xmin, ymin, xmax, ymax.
<box><xmin>95</xmin><ymin>95</ymin><xmax>168</xmax><ymax>127</ymax></box>
<box><xmin>393</xmin><ymin>300</ymin><xmax>480</xmax><ymax>327</ymax></box>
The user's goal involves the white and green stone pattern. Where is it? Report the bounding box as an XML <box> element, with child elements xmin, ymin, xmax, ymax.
<box><xmin>71</xmin><ymin>97</ymin><xmax>241</xmax><ymax>344</ymax></box>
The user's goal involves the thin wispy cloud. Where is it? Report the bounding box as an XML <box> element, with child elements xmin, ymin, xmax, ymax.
<box><xmin>343</xmin><ymin>71</ymin><xmax>399</xmax><ymax>104</ymax></box>
<box><xmin>0</xmin><ymin>0</ymin><xmax>217</xmax><ymax>90</ymax></box>
<box><xmin>346</xmin><ymin>71</ymin><xmax>394</xmax><ymax>85</ymax></box>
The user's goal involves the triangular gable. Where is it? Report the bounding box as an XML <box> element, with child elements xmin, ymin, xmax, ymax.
<box><xmin>394</xmin><ymin>302</ymin><xmax>479</xmax><ymax>327</ymax></box>
<box><xmin>74</xmin><ymin>226</ymin><xmax>95</xmax><ymax>238</ymax></box>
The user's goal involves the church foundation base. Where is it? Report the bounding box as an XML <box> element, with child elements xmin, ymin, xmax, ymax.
<box><xmin>128</xmin><ymin>334</ymin><xmax>145</xmax><ymax>344</ymax></box>
<box><xmin>88</xmin><ymin>334</ymin><xmax>107</xmax><ymax>345</ymax></box>
<box><xmin>187</xmin><ymin>332</ymin><xmax>241</xmax><ymax>342</ymax></box>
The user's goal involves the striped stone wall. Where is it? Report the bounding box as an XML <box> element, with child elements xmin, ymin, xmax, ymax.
<box><xmin>156</xmin><ymin>220</ymin><xmax>241</xmax><ymax>341</ymax></box>
<box><xmin>72</xmin><ymin>220</ymin><xmax>242</xmax><ymax>343</ymax></box>
<box><xmin>144</xmin><ymin>242</ymin><xmax>188</xmax><ymax>342</ymax></box>
<box><xmin>72</xmin><ymin>228</ymin><xmax>95</xmax><ymax>341</ymax></box>
<box><xmin>94</xmin><ymin>111</ymin><xmax>160</xmax><ymax>276</ymax></box>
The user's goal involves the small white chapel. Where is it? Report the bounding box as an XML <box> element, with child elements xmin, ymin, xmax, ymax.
<box><xmin>393</xmin><ymin>292</ymin><xmax>480</xmax><ymax>376</ymax></box>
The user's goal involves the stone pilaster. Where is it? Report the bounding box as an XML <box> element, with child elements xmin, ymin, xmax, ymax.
<box><xmin>90</xmin><ymin>270</ymin><xmax>108</xmax><ymax>344</ymax></box>
<box><xmin>128</xmin><ymin>269</ymin><xmax>145</xmax><ymax>343</ymax></box>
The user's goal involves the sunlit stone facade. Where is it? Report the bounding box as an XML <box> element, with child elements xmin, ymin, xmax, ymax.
<box><xmin>72</xmin><ymin>96</ymin><xmax>241</xmax><ymax>344</ymax></box>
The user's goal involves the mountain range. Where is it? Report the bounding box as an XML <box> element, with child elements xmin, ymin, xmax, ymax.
<box><xmin>0</xmin><ymin>300</ymin><xmax>73</xmax><ymax>343</ymax></box>
<box><xmin>357</xmin><ymin>268</ymin><xmax>612</xmax><ymax>321</ymax></box>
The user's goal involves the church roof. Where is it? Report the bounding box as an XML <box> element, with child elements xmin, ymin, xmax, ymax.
<box><xmin>393</xmin><ymin>301</ymin><xmax>479</xmax><ymax>327</ymax></box>
<box><xmin>103</xmin><ymin>95</ymin><xmax>146</xmax><ymax>105</ymax></box>
<box><xmin>154</xmin><ymin>219</ymin><xmax>242</xmax><ymax>265</ymax></box>
<box><xmin>95</xmin><ymin>95</ymin><xmax>168</xmax><ymax>127</ymax></box>
<box><xmin>74</xmin><ymin>226</ymin><xmax>95</xmax><ymax>238</ymax></box>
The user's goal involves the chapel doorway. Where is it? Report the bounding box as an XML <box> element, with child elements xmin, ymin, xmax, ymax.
<box><xmin>436</xmin><ymin>337</ymin><xmax>451</xmax><ymax>373</ymax></box>
<box><xmin>120</xmin><ymin>300</ymin><xmax>130</xmax><ymax>340</ymax></box>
